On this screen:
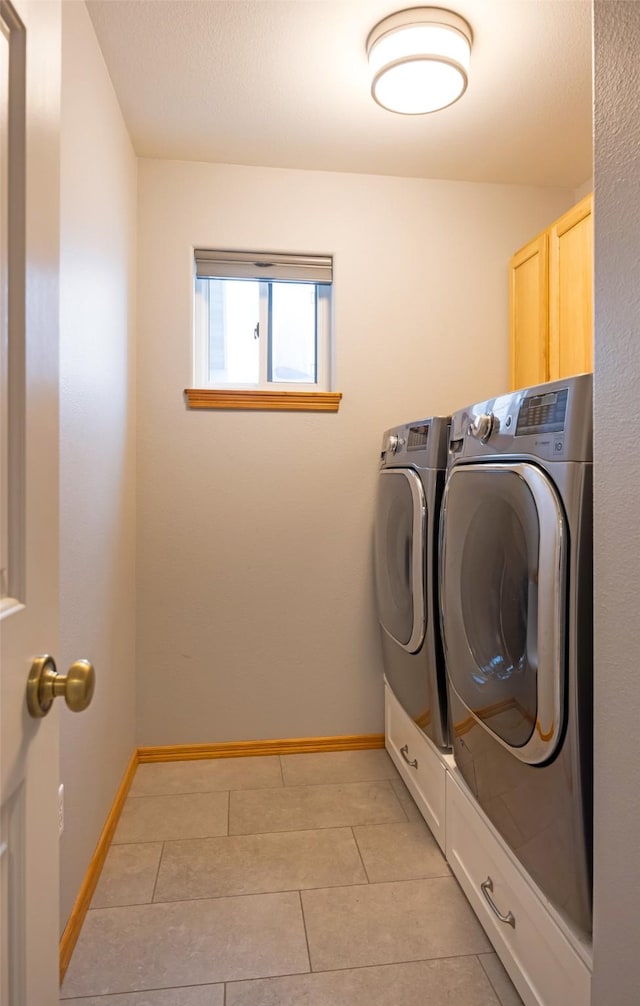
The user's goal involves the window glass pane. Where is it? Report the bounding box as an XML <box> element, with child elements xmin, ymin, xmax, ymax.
<box><xmin>195</xmin><ymin>257</ymin><xmax>332</xmax><ymax>391</ymax></box>
<box><xmin>209</xmin><ymin>279</ymin><xmax>260</xmax><ymax>385</ymax></box>
<box><xmin>270</xmin><ymin>282</ymin><xmax>316</xmax><ymax>384</ymax></box>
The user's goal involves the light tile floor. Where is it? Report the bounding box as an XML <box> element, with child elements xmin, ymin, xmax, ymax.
<box><xmin>61</xmin><ymin>749</ymin><xmax>524</xmax><ymax>1005</ymax></box>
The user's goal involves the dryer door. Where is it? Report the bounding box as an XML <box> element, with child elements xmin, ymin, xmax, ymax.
<box><xmin>374</xmin><ymin>469</ymin><xmax>426</xmax><ymax>653</ymax></box>
<box><xmin>441</xmin><ymin>462</ymin><xmax>566</xmax><ymax>765</ymax></box>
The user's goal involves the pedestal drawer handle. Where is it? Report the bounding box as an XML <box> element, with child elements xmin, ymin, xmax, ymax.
<box><xmin>480</xmin><ymin>876</ymin><xmax>516</xmax><ymax>928</ymax></box>
<box><xmin>400</xmin><ymin>744</ymin><xmax>418</xmax><ymax>769</ymax></box>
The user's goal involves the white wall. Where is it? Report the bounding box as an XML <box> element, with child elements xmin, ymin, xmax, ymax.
<box><xmin>59</xmin><ymin>1</ymin><xmax>137</xmax><ymax>931</ymax></box>
<box><xmin>136</xmin><ymin>160</ymin><xmax>574</xmax><ymax>745</ymax></box>
<box><xmin>592</xmin><ymin>3</ymin><xmax>640</xmax><ymax>1000</ymax></box>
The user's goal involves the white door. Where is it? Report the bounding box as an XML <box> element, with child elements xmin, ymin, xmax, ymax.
<box><xmin>0</xmin><ymin>2</ymin><xmax>61</xmax><ymax>1003</ymax></box>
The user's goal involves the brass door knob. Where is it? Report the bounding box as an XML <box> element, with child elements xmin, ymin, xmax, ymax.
<box><xmin>26</xmin><ymin>655</ymin><xmax>95</xmax><ymax>718</ymax></box>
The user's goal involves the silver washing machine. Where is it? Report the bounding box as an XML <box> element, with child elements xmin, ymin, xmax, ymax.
<box><xmin>374</xmin><ymin>416</ymin><xmax>450</xmax><ymax>750</ymax></box>
<box><xmin>440</xmin><ymin>373</ymin><xmax>593</xmax><ymax>934</ymax></box>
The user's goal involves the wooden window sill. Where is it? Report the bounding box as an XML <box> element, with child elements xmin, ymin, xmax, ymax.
<box><xmin>184</xmin><ymin>389</ymin><xmax>342</xmax><ymax>412</ymax></box>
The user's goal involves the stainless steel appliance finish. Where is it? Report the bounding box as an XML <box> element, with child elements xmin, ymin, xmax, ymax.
<box><xmin>440</xmin><ymin>373</ymin><xmax>593</xmax><ymax>935</ymax></box>
<box><xmin>374</xmin><ymin>416</ymin><xmax>450</xmax><ymax>749</ymax></box>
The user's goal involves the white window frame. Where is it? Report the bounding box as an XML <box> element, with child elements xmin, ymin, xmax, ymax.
<box><xmin>193</xmin><ymin>250</ymin><xmax>333</xmax><ymax>393</ymax></box>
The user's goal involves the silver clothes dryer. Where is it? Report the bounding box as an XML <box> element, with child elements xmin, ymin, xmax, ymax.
<box><xmin>440</xmin><ymin>374</ymin><xmax>593</xmax><ymax>935</ymax></box>
<box><xmin>374</xmin><ymin>416</ymin><xmax>450</xmax><ymax>750</ymax></box>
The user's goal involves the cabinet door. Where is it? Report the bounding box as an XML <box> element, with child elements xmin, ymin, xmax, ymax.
<box><xmin>509</xmin><ymin>233</ymin><xmax>548</xmax><ymax>390</ymax></box>
<box><xmin>548</xmin><ymin>193</ymin><xmax>593</xmax><ymax>381</ymax></box>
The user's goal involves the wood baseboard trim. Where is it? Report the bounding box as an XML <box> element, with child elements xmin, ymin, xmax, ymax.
<box><xmin>59</xmin><ymin>749</ymin><xmax>139</xmax><ymax>985</ymax></box>
<box><xmin>137</xmin><ymin>733</ymin><xmax>385</xmax><ymax>762</ymax></box>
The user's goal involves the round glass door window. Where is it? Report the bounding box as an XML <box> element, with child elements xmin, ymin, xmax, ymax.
<box><xmin>441</xmin><ymin>463</ymin><xmax>565</xmax><ymax>757</ymax></box>
<box><xmin>374</xmin><ymin>469</ymin><xmax>426</xmax><ymax>652</ymax></box>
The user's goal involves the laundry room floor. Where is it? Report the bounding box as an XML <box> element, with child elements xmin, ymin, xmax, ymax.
<box><xmin>60</xmin><ymin>749</ymin><xmax>523</xmax><ymax>1005</ymax></box>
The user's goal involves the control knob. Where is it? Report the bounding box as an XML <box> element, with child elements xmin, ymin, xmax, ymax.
<box><xmin>387</xmin><ymin>434</ymin><xmax>400</xmax><ymax>454</ymax></box>
<box><xmin>469</xmin><ymin>412</ymin><xmax>495</xmax><ymax>443</ymax></box>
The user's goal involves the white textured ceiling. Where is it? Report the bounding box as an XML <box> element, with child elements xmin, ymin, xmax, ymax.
<box><xmin>86</xmin><ymin>0</ymin><xmax>593</xmax><ymax>188</ymax></box>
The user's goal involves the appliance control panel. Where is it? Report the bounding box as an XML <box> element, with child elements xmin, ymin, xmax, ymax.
<box><xmin>380</xmin><ymin>417</ymin><xmax>450</xmax><ymax>469</ymax></box>
<box><xmin>448</xmin><ymin>374</ymin><xmax>592</xmax><ymax>465</ymax></box>
<box><xmin>407</xmin><ymin>424</ymin><xmax>430</xmax><ymax>451</ymax></box>
<box><xmin>516</xmin><ymin>388</ymin><xmax>569</xmax><ymax>436</ymax></box>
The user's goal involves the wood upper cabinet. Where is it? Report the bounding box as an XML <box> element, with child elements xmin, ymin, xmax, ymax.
<box><xmin>509</xmin><ymin>233</ymin><xmax>549</xmax><ymax>391</ymax></box>
<box><xmin>548</xmin><ymin>194</ymin><xmax>593</xmax><ymax>381</ymax></box>
<box><xmin>509</xmin><ymin>193</ymin><xmax>593</xmax><ymax>391</ymax></box>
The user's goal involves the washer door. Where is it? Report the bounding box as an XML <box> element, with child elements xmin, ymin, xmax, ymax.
<box><xmin>374</xmin><ymin>468</ymin><xmax>426</xmax><ymax>653</ymax></box>
<box><xmin>441</xmin><ymin>462</ymin><xmax>566</xmax><ymax>765</ymax></box>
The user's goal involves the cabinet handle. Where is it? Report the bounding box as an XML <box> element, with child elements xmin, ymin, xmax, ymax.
<box><xmin>400</xmin><ymin>744</ymin><xmax>418</xmax><ymax>769</ymax></box>
<box><xmin>480</xmin><ymin>876</ymin><xmax>516</xmax><ymax>928</ymax></box>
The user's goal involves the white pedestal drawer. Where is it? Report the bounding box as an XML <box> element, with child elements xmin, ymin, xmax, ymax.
<box><xmin>445</xmin><ymin>768</ymin><xmax>592</xmax><ymax>1006</ymax></box>
<box><xmin>384</xmin><ymin>680</ymin><xmax>448</xmax><ymax>852</ymax></box>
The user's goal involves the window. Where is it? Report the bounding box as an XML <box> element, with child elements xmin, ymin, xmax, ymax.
<box><xmin>193</xmin><ymin>249</ymin><xmax>333</xmax><ymax>393</ymax></box>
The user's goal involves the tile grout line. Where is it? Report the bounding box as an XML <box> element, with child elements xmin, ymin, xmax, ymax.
<box><xmin>149</xmin><ymin>840</ymin><xmax>165</xmax><ymax>905</ymax></box>
<box><xmin>89</xmin><ymin>879</ymin><xmax>447</xmax><ymax>915</ymax></box>
<box><xmin>477</xmin><ymin>953</ymin><xmax>500</xmax><ymax>1004</ymax></box>
<box><xmin>387</xmin><ymin>778</ymin><xmax>412</xmax><ymax>823</ymax></box>
<box><xmin>61</xmin><ymin>955</ymin><xmax>492</xmax><ymax>1003</ymax></box>
<box><xmin>227</xmin><ymin>822</ymin><xmax>406</xmax><ymax>837</ymax></box>
<box><xmin>111</xmin><ymin>811</ymin><xmax>431</xmax><ymax>846</ymax></box>
<box><xmin>131</xmin><ymin>882</ymin><xmax>375</xmax><ymax>909</ymax></box>
<box><xmin>252</xmin><ymin>775</ymin><xmax>400</xmax><ymax>790</ymax></box>
<box><xmin>124</xmin><ymin>824</ymin><xmax>379</xmax><ymax>846</ymax></box>
<box><xmin>100</xmin><ymin>838</ymin><xmax>166</xmax><ymax>848</ymax></box>
<box><xmin>219</xmin><ymin>951</ymin><xmax>501</xmax><ymax>993</ymax></box>
<box><xmin>126</xmin><ymin>790</ymin><xmax>231</xmax><ymax>799</ymax></box>
<box><xmin>350</xmin><ymin>826</ymin><xmax>372</xmax><ymax>884</ymax></box>
<box><xmin>477</xmin><ymin>952</ymin><xmax>519</xmax><ymax>1006</ymax></box>
<box><xmin>128</xmin><ymin>781</ymin><xmax>288</xmax><ymax>799</ymax></box>
<box><xmin>62</xmin><ymin>979</ymin><xmax>227</xmax><ymax>1001</ymax></box>
<box><xmin>126</xmin><ymin>775</ymin><xmax>403</xmax><ymax>801</ymax></box>
<box><xmin>299</xmin><ymin>949</ymin><xmax>498</xmax><ymax>974</ymax></box>
<box><xmin>297</xmin><ymin>889</ymin><xmax>314</xmax><ymax>976</ymax></box>
<box><xmin>126</xmin><ymin>819</ymin><xmax>437</xmax><ymax>844</ymax></box>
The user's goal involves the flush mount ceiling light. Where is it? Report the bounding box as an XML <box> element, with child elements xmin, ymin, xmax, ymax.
<box><xmin>367</xmin><ymin>7</ymin><xmax>473</xmax><ymax>115</ymax></box>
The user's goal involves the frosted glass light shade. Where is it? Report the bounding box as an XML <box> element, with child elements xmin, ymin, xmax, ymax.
<box><xmin>367</xmin><ymin>8</ymin><xmax>473</xmax><ymax>114</ymax></box>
